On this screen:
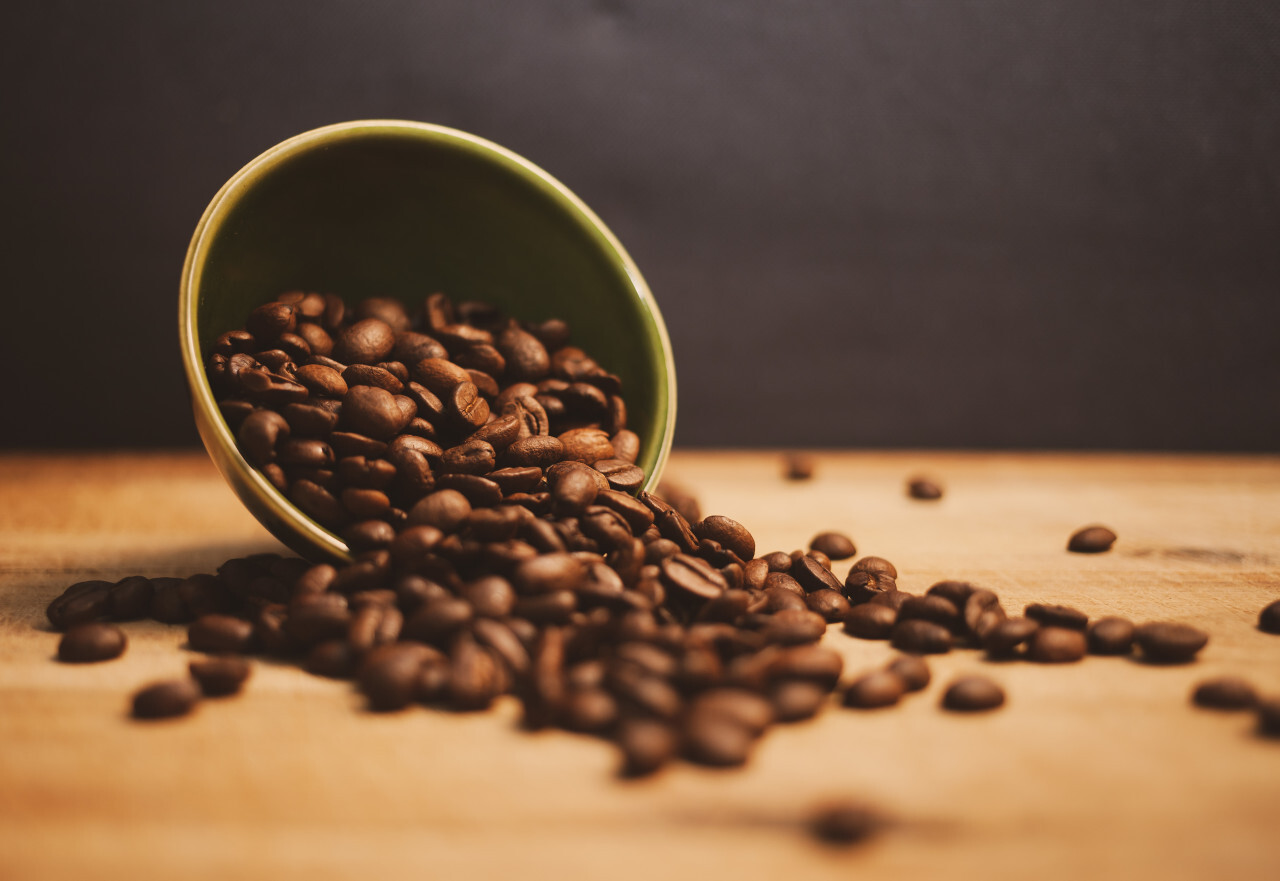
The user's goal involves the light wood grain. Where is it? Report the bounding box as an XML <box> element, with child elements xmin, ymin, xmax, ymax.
<box><xmin>2</xmin><ymin>450</ymin><xmax>1279</xmax><ymax>881</ymax></box>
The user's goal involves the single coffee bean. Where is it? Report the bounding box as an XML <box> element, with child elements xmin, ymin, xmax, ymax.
<box><xmin>769</xmin><ymin>680</ymin><xmax>829</xmax><ymax>723</ymax></box>
<box><xmin>107</xmin><ymin>575</ymin><xmax>155</xmax><ymax>620</ymax></box>
<box><xmin>890</xmin><ymin>619</ymin><xmax>952</xmax><ymax>654</ymax></box>
<box><xmin>57</xmin><ymin>622</ymin><xmax>127</xmax><ymax>663</ymax></box>
<box><xmin>189</xmin><ymin>657</ymin><xmax>252</xmax><ymax>697</ymax></box>
<box><xmin>885</xmin><ymin>654</ymin><xmax>931</xmax><ymax>692</ymax></box>
<box><xmin>843</xmin><ymin>603</ymin><xmax>897</xmax><ymax>640</ymax></box>
<box><xmin>962</xmin><ymin>589</ymin><xmax>1005</xmax><ymax>639</ymax></box>
<box><xmin>1027</xmin><ymin>626</ymin><xmax>1087</xmax><ymax>663</ymax></box>
<box><xmin>791</xmin><ymin>554</ymin><xmax>843</xmax><ymax>594</ymax></box>
<box><xmin>188</xmin><ymin>614</ymin><xmax>255</xmax><ymax>654</ymax></box>
<box><xmin>761</xmin><ymin>608</ymin><xmax>828</xmax><ymax>645</ymax></box>
<box><xmin>359</xmin><ymin>643</ymin><xmax>438</xmax><ymax>711</ymax></box>
<box><xmin>617</xmin><ymin>717</ymin><xmax>678</xmax><ymax>776</ymax></box>
<box><xmin>806</xmin><ymin>589</ymin><xmax>851</xmax><ymax>622</ymax></box>
<box><xmin>693</xmin><ymin>515</ymin><xmax>756</xmax><ymax>562</ymax></box>
<box><xmin>47</xmin><ymin>580</ymin><xmax>112</xmax><ymax>630</ymax></box>
<box><xmin>333</xmin><ymin>318</ymin><xmax>395</xmax><ymax>365</ymax></box>
<box><xmin>1133</xmin><ymin>621</ymin><xmax>1209</xmax><ymax>663</ymax></box>
<box><xmin>809</xmin><ymin>531</ymin><xmax>857</xmax><ymax>561</ymax></box>
<box><xmin>907</xmin><ymin>477</ymin><xmax>943</xmax><ymax>500</ymax></box>
<box><xmin>868</xmin><ymin>590</ymin><xmax>912</xmax><ymax>612</ymax></box>
<box><xmin>1087</xmin><ymin>616</ymin><xmax>1135</xmax><ymax>655</ymax></box>
<box><xmin>680</xmin><ymin>709</ymin><xmax>756</xmax><ymax>767</ymax></box>
<box><xmin>1191</xmin><ymin>676</ymin><xmax>1257</xmax><ymax>710</ymax></box>
<box><xmin>842</xmin><ymin>670</ymin><xmax>906</xmax><ymax>709</ymax></box>
<box><xmin>808</xmin><ymin>800</ymin><xmax>881</xmax><ymax>846</ymax></box>
<box><xmin>898</xmin><ymin>594</ymin><xmax>961</xmax><ymax>631</ymax></box>
<box><xmin>1025</xmin><ymin>603</ymin><xmax>1089</xmax><ymax>631</ymax></box>
<box><xmin>1067</xmin><ymin>525</ymin><xmax>1117</xmax><ymax>553</ymax></box>
<box><xmin>131</xmin><ymin>679</ymin><xmax>201</xmax><ymax>720</ymax></box>
<box><xmin>941</xmin><ymin>676</ymin><xmax>1005</xmax><ymax>712</ymax></box>
<box><xmin>1258</xmin><ymin>600</ymin><xmax>1280</xmax><ymax>634</ymax></box>
<box><xmin>783</xmin><ymin>452</ymin><xmax>814</xmax><ymax>481</ymax></box>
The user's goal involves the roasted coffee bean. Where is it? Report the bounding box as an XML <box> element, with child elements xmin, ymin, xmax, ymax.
<box><xmin>46</xmin><ymin>581</ymin><xmax>111</xmax><ymax>630</ymax></box>
<box><xmin>660</xmin><ymin>554</ymin><xmax>728</xmax><ymax>603</ymax></box>
<box><xmin>559</xmin><ymin>427</ymin><xmax>614</xmax><ymax>464</ymax></box>
<box><xmin>189</xmin><ymin>657</ymin><xmax>252</xmax><ymax>697</ymax></box>
<box><xmin>760</xmin><ymin>608</ymin><xmax>827</xmax><ymax>645</ymax></box>
<box><xmin>681</xmin><ymin>709</ymin><xmax>755</xmax><ymax>767</ymax></box>
<box><xmin>1191</xmin><ymin>676</ymin><xmax>1258</xmax><ymax>710</ymax></box>
<box><xmin>1257</xmin><ymin>698</ymin><xmax>1280</xmax><ymax>738</ymax></box>
<box><xmin>1067</xmin><ymin>525</ymin><xmax>1117</xmax><ymax>553</ymax></box>
<box><xmin>868</xmin><ymin>590</ymin><xmax>912</xmax><ymax>612</ymax></box>
<box><xmin>962</xmin><ymin>589</ymin><xmax>1005</xmax><ymax>639</ymax></box>
<box><xmin>296</xmin><ymin>363</ymin><xmax>348</xmax><ymax>397</ymax></box>
<box><xmin>907</xmin><ymin>477</ymin><xmax>943</xmax><ymax>500</ymax></box>
<box><xmin>1258</xmin><ymin>600</ymin><xmax>1280</xmax><ymax>634</ymax></box>
<box><xmin>107</xmin><ymin>575</ymin><xmax>155</xmax><ymax>621</ymax></box>
<box><xmin>57</xmin><ymin>622</ymin><xmax>126</xmax><ymax>663</ymax></box>
<box><xmin>693</xmin><ymin>516</ymin><xmax>755</xmax><ymax>562</ymax></box>
<box><xmin>809</xmin><ymin>531</ymin><xmax>857</xmax><ymax>561</ymax></box>
<box><xmin>132</xmin><ymin>679</ymin><xmax>201</xmax><ymax>720</ymax></box>
<box><xmin>808</xmin><ymin>801</ymin><xmax>881</xmax><ymax>846</ymax></box>
<box><xmin>592</xmin><ymin>459</ymin><xmax>645</xmax><ymax>493</ymax></box>
<box><xmin>343</xmin><ymin>363</ymin><xmax>404</xmax><ymax>393</ymax></box>
<box><xmin>359</xmin><ymin>643</ymin><xmax>440</xmax><ymax>711</ymax></box>
<box><xmin>796</xmin><ymin>547</ymin><xmax>831</xmax><ymax>571</ymax></box>
<box><xmin>769</xmin><ymin>681</ymin><xmax>829</xmax><ymax>723</ymax></box>
<box><xmin>562</xmin><ymin>688</ymin><xmax>619</xmax><ymax>734</ymax></box>
<box><xmin>1134</xmin><ymin>621</ymin><xmax>1209</xmax><ymax>663</ymax></box>
<box><xmin>285</xmin><ymin>594</ymin><xmax>352</xmax><ymax>648</ymax></box>
<box><xmin>610</xmin><ymin>429</ymin><xmax>640</xmax><ymax>464</ymax></box>
<box><xmin>806</xmin><ymin>589</ymin><xmax>851</xmax><ymax>622</ymax></box>
<box><xmin>617</xmin><ymin>717</ymin><xmax>677</xmax><ymax>776</ymax></box>
<box><xmin>842</xmin><ymin>670</ymin><xmax>906</xmax><ymax>709</ymax></box>
<box><xmin>1025</xmin><ymin>603</ymin><xmax>1089</xmax><ymax>631</ymax></box>
<box><xmin>347</xmin><ymin>603</ymin><xmax>403</xmax><ymax>655</ymax></box>
<box><xmin>407</xmin><ymin>488</ymin><xmax>471</xmax><ymax>532</ymax></box>
<box><xmin>1027</xmin><ymin>626</ymin><xmax>1087</xmax><ymax>663</ymax></box>
<box><xmin>188</xmin><ymin>614</ymin><xmax>255</xmax><ymax>654</ymax></box>
<box><xmin>1087</xmin><ymin>616</ymin><xmax>1135</xmax><ymax>655</ymax></box>
<box><xmin>886</xmin><ymin>654</ymin><xmax>931</xmax><ymax>692</ymax></box>
<box><xmin>791</xmin><ymin>555</ymin><xmax>843</xmax><ymax>594</ymax></box>
<box><xmin>342</xmin><ymin>386</ymin><xmax>409</xmax><ymax>440</ymax></box>
<box><xmin>898</xmin><ymin>594</ymin><xmax>961</xmax><ymax>631</ymax></box>
<box><xmin>924</xmin><ymin>580</ymin><xmax>972</xmax><ymax>608</ymax></box>
<box><xmin>941</xmin><ymin>676</ymin><xmax>1005</xmax><ymax>712</ymax></box>
<box><xmin>843</xmin><ymin>604</ymin><xmax>897</xmax><ymax>640</ymax></box>
<box><xmin>890</xmin><ymin>619</ymin><xmax>952</xmax><ymax>654</ymax></box>
<box><xmin>306</xmin><ymin>639</ymin><xmax>357</xmax><ymax>679</ymax></box>
<box><xmin>334</xmin><ymin>318</ymin><xmax>395</xmax><ymax>364</ymax></box>
<box><xmin>982</xmin><ymin>617</ymin><xmax>1039</xmax><ymax>656</ymax></box>
<box><xmin>843</xmin><ymin>567</ymin><xmax>896</xmax><ymax>604</ymax></box>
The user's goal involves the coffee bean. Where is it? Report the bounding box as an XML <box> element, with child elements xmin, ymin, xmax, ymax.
<box><xmin>1191</xmin><ymin>676</ymin><xmax>1257</xmax><ymax>710</ymax></box>
<box><xmin>962</xmin><ymin>589</ymin><xmax>1005</xmax><ymax>639</ymax></box>
<box><xmin>809</xmin><ymin>531</ymin><xmax>857</xmax><ymax>561</ymax></box>
<box><xmin>1026</xmin><ymin>603</ymin><xmax>1089</xmax><ymax>631</ymax></box>
<box><xmin>107</xmin><ymin>575</ymin><xmax>155</xmax><ymax>621</ymax></box>
<box><xmin>843</xmin><ymin>670</ymin><xmax>906</xmax><ymax>709</ymax></box>
<box><xmin>843</xmin><ymin>564</ymin><xmax>896</xmax><ymax>605</ymax></box>
<box><xmin>843</xmin><ymin>603</ymin><xmax>897</xmax><ymax>640</ymax></box>
<box><xmin>617</xmin><ymin>717</ymin><xmax>677</xmax><ymax>776</ymax></box>
<box><xmin>926</xmin><ymin>580</ymin><xmax>973</xmax><ymax>608</ymax></box>
<box><xmin>1258</xmin><ymin>600</ymin><xmax>1280</xmax><ymax>634</ymax></box>
<box><xmin>188</xmin><ymin>614</ymin><xmax>255</xmax><ymax>654</ymax></box>
<box><xmin>907</xmin><ymin>477</ymin><xmax>943</xmax><ymax>500</ymax></box>
<box><xmin>783</xmin><ymin>453</ymin><xmax>814</xmax><ymax>481</ymax></box>
<box><xmin>791</xmin><ymin>555</ymin><xmax>843</xmax><ymax>594</ymax></box>
<box><xmin>886</xmin><ymin>654</ymin><xmax>931</xmax><ymax>692</ymax></box>
<box><xmin>681</xmin><ymin>709</ymin><xmax>756</xmax><ymax>767</ymax></box>
<box><xmin>808</xmin><ymin>800</ymin><xmax>881</xmax><ymax>846</ymax></box>
<box><xmin>1027</xmin><ymin>626</ymin><xmax>1087</xmax><ymax>663</ymax></box>
<box><xmin>693</xmin><ymin>515</ymin><xmax>756</xmax><ymax>562</ymax></box>
<box><xmin>941</xmin><ymin>676</ymin><xmax>1005</xmax><ymax>711</ymax></box>
<box><xmin>1134</xmin><ymin>621</ymin><xmax>1209</xmax><ymax>663</ymax></box>
<box><xmin>131</xmin><ymin>679</ymin><xmax>201</xmax><ymax>720</ymax></box>
<box><xmin>898</xmin><ymin>594</ymin><xmax>961</xmax><ymax>631</ymax></box>
<box><xmin>57</xmin><ymin>622</ymin><xmax>126</xmax><ymax>663</ymax></box>
<box><xmin>189</xmin><ymin>657</ymin><xmax>252</xmax><ymax>696</ymax></box>
<box><xmin>1067</xmin><ymin>525</ymin><xmax>1117</xmax><ymax>553</ymax></box>
<box><xmin>761</xmin><ymin>609</ymin><xmax>828</xmax><ymax>645</ymax></box>
<box><xmin>890</xmin><ymin>619</ymin><xmax>952</xmax><ymax>654</ymax></box>
<box><xmin>806</xmin><ymin>589</ymin><xmax>851</xmax><ymax>622</ymax></box>
<box><xmin>1087</xmin><ymin>616</ymin><xmax>1135</xmax><ymax>655</ymax></box>
<box><xmin>334</xmin><ymin>318</ymin><xmax>395</xmax><ymax>364</ymax></box>
<box><xmin>769</xmin><ymin>681</ymin><xmax>829</xmax><ymax>722</ymax></box>
<box><xmin>47</xmin><ymin>580</ymin><xmax>112</xmax><ymax>630</ymax></box>
<box><xmin>359</xmin><ymin>643</ymin><xmax>439</xmax><ymax>711</ymax></box>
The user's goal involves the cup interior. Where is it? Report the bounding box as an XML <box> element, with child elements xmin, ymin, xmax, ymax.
<box><xmin>181</xmin><ymin>120</ymin><xmax>676</xmax><ymax>562</ymax></box>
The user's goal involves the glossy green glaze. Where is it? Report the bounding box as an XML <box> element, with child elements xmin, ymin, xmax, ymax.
<box><xmin>180</xmin><ymin>120</ymin><xmax>676</xmax><ymax>563</ymax></box>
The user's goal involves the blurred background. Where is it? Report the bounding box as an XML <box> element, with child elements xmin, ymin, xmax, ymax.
<box><xmin>4</xmin><ymin>0</ymin><xmax>1278</xmax><ymax>451</ymax></box>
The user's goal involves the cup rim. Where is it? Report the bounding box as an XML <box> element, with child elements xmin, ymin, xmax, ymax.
<box><xmin>180</xmin><ymin>119</ymin><xmax>677</xmax><ymax>562</ymax></box>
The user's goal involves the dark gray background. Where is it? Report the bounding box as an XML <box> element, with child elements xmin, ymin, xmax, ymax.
<box><xmin>5</xmin><ymin>1</ymin><xmax>1278</xmax><ymax>451</ymax></box>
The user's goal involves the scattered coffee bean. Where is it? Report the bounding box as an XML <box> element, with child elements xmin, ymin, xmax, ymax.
<box><xmin>982</xmin><ymin>617</ymin><xmax>1038</xmax><ymax>657</ymax></box>
<box><xmin>1087</xmin><ymin>616</ymin><xmax>1135</xmax><ymax>655</ymax></box>
<box><xmin>1258</xmin><ymin>600</ymin><xmax>1280</xmax><ymax>635</ymax></box>
<box><xmin>808</xmin><ymin>800</ymin><xmax>882</xmax><ymax>846</ymax></box>
<box><xmin>885</xmin><ymin>654</ymin><xmax>931</xmax><ymax>692</ymax></box>
<box><xmin>843</xmin><ymin>603</ymin><xmax>897</xmax><ymax>640</ymax></box>
<box><xmin>843</xmin><ymin>670</ymin><xmax>906</xmax><ymax>709</ymax></box>
<box><xmin>907</xmin><ymin>477</ymin><xmax>943</xmax><ymax>500</ymax></box>
<box><xmin>770</xmin><ymin>681</ymin><xmax>829</xmax><ymax>722</ymax></box>
<box><xmin>809</xmin><ymin>531</ymin><xmax>857</xmax><ymax>561</ymax></box>
<box><xmin>890</xmin><ymin>619</ymin><xmax>952</xmax><ymax>654</ymax></box>
<box><xmin>131</xmin><ymin>679</ymin><xmax>201</xmax><ymax>719</ymax></box>
<box><xmin>188</xmin><ymin>614</ymin><xmax>255</xmax><ymax>654</ymax></box>
<box><xmin>1134</xmin><ymin>622</ymin><xmax>1209</xmax><ymax>664</ymax></box>
<box><xmin>783</xmin><ymin>453</ymin><xmax>814</xmax><ymax>481</ymax></box>
<box><xmin>1191</xmin><ymin>676</ymin><xmax>1257</xmax><ymax>710</ymax></box>
<box><xmin>190</xmin><ymin>657</ymin><xmax>252</xmax><ymax>697</ymax></box>
<box><xmin>1027</xmin><ymin>626</ymin><xmax>1087</xmax><ymax>663</ymax></box>
<box><xmin>1258</xmin><ymin>698</ymin><xmax>1280</xmax><ymax>738</ymax></box>
<box><xmin>941</xmin><ymin>676</ymin><xmax>1005</xmax><ymax>712</ymax></box>
<box><xmin>57</xmin><ymin>623</ymin><xmax>126</xmax><ymax>663</ymax></box>
<box><xmin>1067</xmin><ymin>525</ymin><xmax>1117</xmax><ymax>553</ymax></box>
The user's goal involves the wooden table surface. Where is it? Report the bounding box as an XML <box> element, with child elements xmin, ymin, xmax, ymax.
<box><xmin>2</xmin><ymin>450</ymin><xmax>1279</xmax><ymax>881</ymax></box>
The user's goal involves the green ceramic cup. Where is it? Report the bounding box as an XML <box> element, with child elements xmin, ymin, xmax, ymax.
<box><xmin>180</xmin><ymin>119</ymin><xmax>676</xmax><ymax>564</ymax></box>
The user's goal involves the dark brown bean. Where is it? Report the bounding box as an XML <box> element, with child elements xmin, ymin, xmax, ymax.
<box><xmin>809</xmin><ymin>531</ymin><xmax>857</xmax><ymax>560</ymax></box>
<box><xmin>131</xmin><ymin>679</ymin><xmax>201</xmax><ymax>719</ymax></box>
<box><xmin>769</xmin><ymin>681</ymin><xmax>829</xmax><ymax>723</ymax></box>
<box><xmin>806</xmin><ymin>589</ymin><xmax>851</xmax><ymax>622</ymax></box>
<box><xmin>886</xmin><ymin>654</ymin><xmax>931</xmax><ymax>692</ymax></box>
<box><xmin>1067</xmin><ymin>525</ymin><xmax>1117</xmax><ymax>553</ymax></box>
<box><xmin>1134</xmin><ymin>621</ymin><xmax>1209</xmax><ymax>664</ymax></box>
<box><xmin>1258</xmin><ymin>698</ymin><xmax>1280</xmax><ymax>738</ymax></box>
<box><xmin>941</xmin><ymin>675</ymin><xmax>1005</xmax><ymax>711</ymax></box>
<box><xmin>334</xmin><ymin>318</ymin><xmax>395</xmax><ymax>364</ymax></box>
<box><xmin>57</xmin><ymin>622</ymin><xmax>126</xmax><ymax>662</ymax></box>
<box><xmin>1191</xmin><ymin>676</ymin><xmax>1258</xmax><ymax>710</ymax></box>
<box><xmin>1025</xmin><ymin>603</ymin><xmax>1089</xmax><ymax>631</ymax></box>
<box><xmin>791</xmin><ymin>555</ymin><xmax>843</xmax><ymax>594</ymax></box>
<box><xmin>1257</xmin><ymin>600</ymin><xmax>1280</xmax><ymax>634</ymax></box>
<box><xmin>189</xmin><ymin>657</ymin><xmax>252</xmax><ymax>697</ymax></box>
<box><xmin>783</xmin><ymin>453</ymin><xmax>814</xmax><ymax>481</ymax></box>
<box><xmin>890</xmin><ymin>619</ymin><xmax>952</xmax><ymax>654</ymax></box>
<box><xmin>907</xmin><ymin>477</ymin><xmax>943</xmax><ymax>500</ymax></box>
<box><xmin>843</xmin><ymin>604</ymin><xmax>898</xmax><ymax>640</ymax></box>
<box><xmin>617</xmin><ymin>718</ymin><xmax>677</xmax><ymax>776</ymax></box>
<box><xmin>1027</xmin><ymin>626</ymin><xmax>1087</xmax><ymax>663</ymax></box>
<box><xmin>808</xmin><ymin>800</ymin><xmax>882</xmax><ymax>846</ymax></box>
<box><xmin>842</xmin><ymin>670</ymin><xmax>906</xmax><ymax>709</ymax></box>
<box><xmin>1087</xmin><ymin>616</ymin><xmax>1135</xmax><ymax>655</ymax></box>
<box><xmin>188</xmin><ymin>614</ymin><xmax>255</xmax><ymax>654</ymax></box>
<box><xmin>982</xmin><ymin>617</ymin><xmax>1039</xmax><ymax>656</ymax></box>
